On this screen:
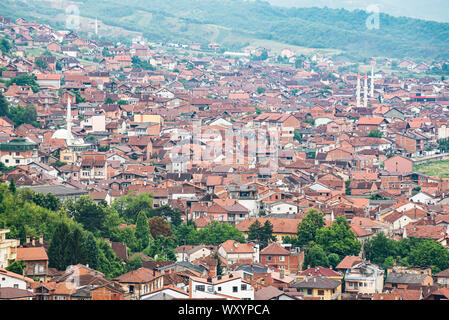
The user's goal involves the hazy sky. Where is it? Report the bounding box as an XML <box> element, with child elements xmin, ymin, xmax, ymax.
<box><xmin>268</xmin><ymin>0</ymin><xmax>449</xmax><ymax>22</ymax></box>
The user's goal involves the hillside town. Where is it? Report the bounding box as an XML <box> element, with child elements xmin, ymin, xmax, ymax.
<box><xmin>1</xmin><ymin>15</ymin><xmax>449</xmax><ymax>301</ymax></box>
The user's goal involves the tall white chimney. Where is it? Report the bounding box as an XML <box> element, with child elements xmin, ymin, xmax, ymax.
<box><xmin>371</xmin><ymin>64</ymin><xmax>375</xmax><ymax>98</ymax></box>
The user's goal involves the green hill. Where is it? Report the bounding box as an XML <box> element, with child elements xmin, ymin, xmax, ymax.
<box><xmin>1</xmin><ymin>0</ymin><xmax>449</xmax><ymax>59</ymax></box>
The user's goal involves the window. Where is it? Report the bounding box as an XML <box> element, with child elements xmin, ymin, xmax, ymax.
<box><xmin>241</xmin><ymin>284</ymin><xmax>247</xmax><ymax>291</ymax></box>
<box><xmin>307</xmin><ymin>289</ymin><xmax>312</xmax><ymax>295</ymax></box>
<box><xmin>233</xmin><ymin>286</ymin><xmax>238</xmax><ymax>293</ymax></box>
<box><xmin>279</xmin><ymin>256</ymin><xmax>285</xmax><ymax>262</ymax></box>
<box><xmin>195</xmin><ymin>285</ymin><xmax>205</xmax><ymax>292</ymax></box>
<box><xmin>266</xmin><ymin>256</ymin><xmax>272</xmax><ymax>261</ymax></box>
<box><xmin>318</xmin><ymin>290</ymin><xmax>324</xmax><ymax>296</ymax></box>
<box><xmin>13</xmin><ymin>284</ymin><xmax>18</xmax><ymax>288</ymax></box>
<box><xmin>217</xmin><ymin>287</ymin><xmax>221</xmax><ymax>291</ymax></box>
<box><xmin>129</xmin><ymin>285</ymin><xmax>135</xmax><ymax>293</ymax></box>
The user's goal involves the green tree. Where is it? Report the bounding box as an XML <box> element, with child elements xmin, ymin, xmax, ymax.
<box><xmin>0</xmin><ymin>92</ymin><xmax>9</xmax><ymax>117</ymax></box>
<box><xmin>68</xmin><ymin>196</ymin><xmax>107</xmax><ymax>235</ymax></box>
<box><xmin>9</xmin><ymin>104</ymin><xmax>38</xmax><ymax>127</ymax></box>
<box><xmin>104</xmin><ymin>97</ymin><xmax>115</xmax><ymax>104</ymax></box>
<box><xmin>247</xmin><ymin>220</ymin><xmax>275</xmax><ymax>249</ymax></box>
<box><xmin>84</xmin><ymin>232</ymin><xmax>100</xmax><ymax>269</ymax></box>
<box><xmin>126</xmin><ymin>255</ymin><xmax>143</xmax><ymax>272</ymax></box>
<box><xmin>296</xmin><ymin>208</ymin><xmax>325</xmax><ymax>248</ymax></box>
<box><xmin>328</xmin><ymin>253</ymin><xmax>341</xmax><ymax>269</ymax></box>
<box><xmin>196</xmin><ymin>221</ymin><xmax>245</xmax><ymax>246</ymax></box>
<box><xmin>363</xmin><ymin>232</ymin><xmax>398</xmax><ymax>266</ymax></box>
<box><xmin>35</xmin><ymin>58</ymin><xmax>48</xmax><ymax>70</ymax></box>
<box><xmin>294</xmin><ymin>129</ymin><xmax>302</xmax><ymax>143</ymax></box>
<box><xmin>144</xmin><ymin>235</ymin><xmax>176</xmax><ymax>261</ymax></box>
<box><xmin>408</xmin><ymin>240</ymin><xmax>449</xmax><ymax>273</ymax></box>
<box><xmin>8</xmin><ymin>179</ymin><xmax>16</xmax><ymax>194</ymax></box>
<box><xmin>96</xmin><ymin>238</ymin><xmax>126</xmax><ymax>278</ymax></box>
<box><xmin>6</xmin><ymin>74</ymin><xmax>40</xmax><ymax>93</ymax></box>
<box><xmin>48</xmin><ymin>221</ymin><xmax>72</xmax><ymax>270</ymax></box>
<box><xmin>31</xmin><ymin>192</ymin><xmax>61</xmax><ymax>212</ymax></box>
<box><xmin>345</xmin><ymin>180</ymin><xmax>352</xmax><ymax>195</ymax></box>
<box><xmin>368</xmin><ymin>130</ymin><xmax>383</xmax><ymax>138</ymax></box>
<box><xmin>66</xmin><ymin>226</ymin><xmax>87</xmax><ymax>266</ymax></box>
<box><xmin>303</xmin><ymin>244</ymin><xmax>329</xmax><ymax>269</ymax></box>
<box><xmin>248</xmin><ymin>220</ymin><xmax>262</xmax><ymax>242</ymax></box>
<box><xmin>316</xmin><ymin>216</ymin><xmax>361</xmax><ymax>259</ymax></box>
<box><xmin>113</xmin><ymin>192</ymin><xmax>153</xmax><ymax>223</ymax></box>
<box><xmin>136</xmin><ymin>211</ymin><xmax>151</xmax><ymax>251</ymax></box>
<box><xmin>0</xmin><ymin>38</ymin><xmax>11</xmax><ymax>54</ymax></box>
<box><xmin>174</xmin><ymin>223</ymin><xmax>198</xmax><ymax>246</ymax></box>
<box><xmin>257</xmin><ymin>87</ymin><xmax>266</xmax><ymax>94</ymax></box>
<box><xmin>6</xmin><ymin>260</ymin><xmax>25</xmax><ymax>275</ymax></box>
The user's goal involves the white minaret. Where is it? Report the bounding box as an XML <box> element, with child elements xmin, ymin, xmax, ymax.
<box><xmin>356</xmin><ymin>72</ymin><xmax>361</xmax><ymax>108</ymax></box>
<box><xmin>67</xmin><ymin>97</ymin><xmax>72</xmax><ymax>142</ymax></box>
<box><xmin>371</xmin><ymin>64</ymin><xmax>375</xmax><ymax>98</ymax></box>
<box><xmin>364</xmin><ymin>72</ymin><xmax>368</xmax><ymax>108</ymax></box>
<box><xmin>95</xmin><ymin>17</ymin><xmax>98</xmax><ymax>35</ymax></box>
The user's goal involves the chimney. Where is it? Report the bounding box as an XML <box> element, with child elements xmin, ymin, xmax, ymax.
<box><xmin>26</xmin><ymin>235</ymin><xmax>30</xmax><ymax>244</ymax></box>
<box><xmin>280</xmin><ymin>270</ymin><xmax>284</xmax><ymax>279</ymax></box>
<box><xmin>39</xmin><ymin>235</ymin><xmax>43</xmax><ymax>245</ymax></box>
<box><xmin>32</xmin><ymin>237</ymin><xmax>36</xmax><ymax>246</ymax></box>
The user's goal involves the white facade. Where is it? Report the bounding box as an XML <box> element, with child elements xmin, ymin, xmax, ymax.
<box><xmin>266</xmin><ymin>201</ymin><xmax>298</xmax><ymax>215</ymax></box>
<box><xmin>0</xmin><ymin>271</ymin><xmax>29</xmax><ymax>290</ymax></box>
<box><xmin>409</xmin><ymin>192</ymin><xmax>437</xmax><ymax>205</ymax></box>
<box><xmin>190</xmin><ymin>274</ymin><xmax>254</xmax><ymax>300</ymax></box>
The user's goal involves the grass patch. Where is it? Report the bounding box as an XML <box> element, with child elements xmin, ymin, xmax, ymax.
<box><xmin>414</xmin><ymin>160</ymin><xmax>449</xmax><ymax>178</ymax></box>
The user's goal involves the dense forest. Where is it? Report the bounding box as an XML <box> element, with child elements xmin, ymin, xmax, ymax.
<box><xmin>1</xmin><ymin>0</ymin><xmax>449</xmax><ymax>59</ymax></box>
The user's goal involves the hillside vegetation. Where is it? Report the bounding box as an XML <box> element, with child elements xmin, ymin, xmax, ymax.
<box><xmin>1</xmin><ymin>0</ymin><xmax>449</xmax><ymax>59</ymax></box>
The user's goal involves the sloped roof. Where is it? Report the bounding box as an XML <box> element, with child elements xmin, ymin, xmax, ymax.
<box><xmin>16</xmin><ymin>247</ymin><xmax>48</xmax><ymax>261</ymax></box>
<box><xmin>259</xmin><ymin>242</ymin><xmax>290</xmax><ymax>256</ymax></box>
<box><xmin>113</xmin><ymin>267</ymin><xmax>160</xmax><ymax>283</ymax></box>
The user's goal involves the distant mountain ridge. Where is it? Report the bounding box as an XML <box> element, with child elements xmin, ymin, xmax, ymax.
<box><xmin>267</xmin><ymin>0</ymin><xmax>449</xmax><ymax>23</ymax></box>
<box><xmin>1</xmin><ymin>0</ymin><xmax>449</xmax><ymax>59</ymax></box>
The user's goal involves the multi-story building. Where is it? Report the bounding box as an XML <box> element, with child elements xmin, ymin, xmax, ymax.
<box><xmin>344</xmin><ymin>262</ymin><xmax>385</xmax><ymax>294</ymax></box>
<box><xmin>0</xmin><ymin>229</ymin><xmax>20</xmax><ymax>268</ymax></box>
<box><xmin>0</xmin><ymin>138</ymin><xmax>39</xmax><ymax>166</ymax></box>
<box><xmin>189</xmin><ymin>273</ymin><xmax>254</xmax><ymax>300</ymax></box>
<box><xmin>259</xmin><ymin>243</ymin><xmax>304</xmax><ymax>275</ymax></box>
<box><xmin>80</xmin><ymin>152</ymin><xmax>107</xmax><ymax>184</ymax></box>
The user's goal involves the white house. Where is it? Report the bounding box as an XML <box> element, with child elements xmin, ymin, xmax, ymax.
<box><xmin>384</xmin><ymin>212</ymin><xmax>414</xmax><ymax>231</ymax></box>
<box><xmin>175</xmin><ymin>245</ymin><xmax>213</xmax><ymax>263</ymax></box>
<box><xmin>266</xmin><ymin>201</ymin><xmax>298</xmax><ymax>216</ymax></box>
<box><xmin>0</xmin><ymin>268</ymin><xmax>34</xmax><ymax>290</ymax></box>
<box><xmin>409</xmin><ymin>192</ymin><xmax>437</xmax><ymax>205</ymax></box>
<box><xmin>344</xmin><ymin>262</ymin><xmax>384</xmax><ymax>294</ymax></box>
<box><xmin>218</xmin><ymin>240</ymin><xmax>259</xmax><ymax>266</ymax></box>
<box><xmin>189</xmin><ymin>273</ymin><xmax>254</xmax><ymax>300</ymax></box>
<box><xmin>140</xmin><ymin>286</ymin><xmax>189</xmax><ymax>300</ymax></box>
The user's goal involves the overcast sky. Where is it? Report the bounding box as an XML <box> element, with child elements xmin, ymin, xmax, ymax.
<box><xmin>267</xmin><ymin>0</ymin><xmax>449</xmax><ymax>22</ymax></box>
